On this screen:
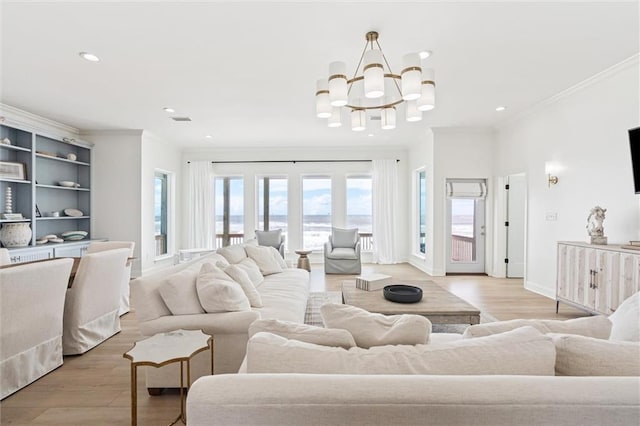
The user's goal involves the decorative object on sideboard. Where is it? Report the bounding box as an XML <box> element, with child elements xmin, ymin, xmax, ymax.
<box><xmin>587</xmin><ymin>205</ymin><xmax>607</xmax><ymax>245</ymax></box>
<box><xmin>35</xmin><ymin>204</ymin><xmax>41</xmax><ymax>217</ymax></box>
<box><xmin>66</xmin><ymin>153</ymin><xmax>77</xmax><ymax>161</ymax></box>
<box><xmin>0</xmin><ymin>137</ymin><xmax>11</xmax><ymax>145</ymax></box>
<box><xmin>0</xmin><ymin>161</ymin><xmax>26</xmax><ymax>180</ymax></box>
<box><xmin>64</xmin><ymin>208</ymin><xmax>83</xmax><ymax>217</ymax></box>
<box><xmin>58</xmin><ymin>181</ymin><xmax>76</xmax><ymax>187</ymax></box>
<box><xmin>0</xmin><ymin>222</ymin><xmax>32</xmax><ymax>247</ymax></box>
<box><xmin>4</xmin><ymin>187</ymin><xmax>12</xmax><ymax>214</ymax></box>
<box><xmin>61</xmin><ymin>230</ymin><xmax>88</xmax><ymax>241</ymax></box>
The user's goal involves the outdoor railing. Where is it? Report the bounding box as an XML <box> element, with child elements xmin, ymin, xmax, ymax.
<box><xmin>216</xmin><ymin>233</ymin><xmax>245</xmax><ymax>248</ymax></box>
<box><xmin>359</xmin><ymin>233</ymin><xmax>373</xmax><ymax>251</ymax></box>
<box><xmin>451</xmin><ymin>234</ymin><xmax>475</xmax><ymax>262</ymax></box>
<box><xmin>155</xmin><ymin>234</ymin><xmax>167</xmax><ymax>256</ymax></box>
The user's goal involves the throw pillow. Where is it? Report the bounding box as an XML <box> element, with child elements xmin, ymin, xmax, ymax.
<box><xmin>462</xmin><ymin>315</ymin><xmax>612</xmax><ymax>339</ymax></box>
<box><xmin>331</xmin><ymin>227</ymin><xmax>358</xmax><ymax>248</ymax></box>
<box><xmin>244</xmin><ymin>244</ymin><xmax>283</xmax><ymax>275</ymax></box>
<box><xmin>320</xmin><ymin>303</ymin><xmax>431</xmax><ymax>348</ymax></box>
<box><xmin>158</xmin><ymin>267</ymin><xmax>204</xmax><ymax>315</ymax></box>
<box><xmin>549</xmin><ymin>333</ymin><xmax>640</xmax><ymax>376</ymax></box>
<box><xmin>255</xmin><ymin>229</ymin><xmax>282</xmax><ymax>249</ymax></box>
<box><xmin>223</xmin><ymin>264</ymin><xmax>263</xmax><ymax>308</ymax></box>
<box><xmin>608</xmin><ymin>291</ymin><xmax>640</xmax><ymax>341</ymax></box>
<box><xmin>200</xmin><ymin>253</ymin><xmax>230</xmax><ymax>268</ymax></box>
<box><xmin>249</xmin><ymin>319</ymin><xmax>356</xmax><ymax>349</ymax></box>
<box><xmin>246</xmin><ymin>326</ymin><xmax>555</xmax><ymax>375</ymax></box>
<box><xmin>195</xmin><ymin>263</ymin><xmax>251</xmax><ymax>313</ymax></box>
<box><xmin>216</xmin><ymin>244</ymin><xmax>248</xmax><ymax>264</ymax></box>
<box><xmin>235</xmin><ymin>258</ymin><xmax>264</xmax><ymax>287</ymax></box>
<box><xmin>270</xmin><ymin>246</ymin><xmax>288</xmax><ymax>269</ymax></box>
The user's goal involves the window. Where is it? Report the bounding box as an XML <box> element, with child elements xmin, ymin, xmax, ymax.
<box><xmin>257</xmin><ymin>177</ymin><xmax>288</xmax><ymax>236</ymax></box>
<box><xmin>215</xmin><ymin>176</ymin><xmax>244</xmax><ymax>247</ymax></box>
<box><xmin>154</xmin><ymin>171</ymin><xmax>170</xmax><ymax>257</ymax></box>
<box><xmin>418</xmin><ymin>170</ymin><xmax>426</xmax><ymax>254</ymax></box>
<box><xmin>302</xmin><ymin>176</ymin><xmax>331</xmax><ymax>251</ymax></box>
<box><xmin>346</xmin><ymin>176</ymin><xmax>372</xmax><ymax>251</ymax></box>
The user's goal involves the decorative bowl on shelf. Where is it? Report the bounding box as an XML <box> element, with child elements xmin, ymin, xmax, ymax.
<box><xmin>64</xmin><ymin>208</ymin><xmax>83</xmax><ymax>217</ymax></box>
<box><xmin>61</xmin><ymin>230</ymin><xmax>88</xmax><ymax>241</ymax></box>
<box><xmin>383</xmin><ymin>285</ymin><xmax>423</xmax><ymax>304</ymax></box>
<box><xmin>58</xmin><ymin>181</ymin><xmax>76</xmax><ymax>187</ymax></box>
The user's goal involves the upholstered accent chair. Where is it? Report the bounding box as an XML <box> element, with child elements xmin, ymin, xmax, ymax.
<box><xmin>1</xmin><ymin>258</ymin><xmax>74</xmax><ymax>399</ymax></box>
<box><xmin>255</xmin><ymin>229</ymin><xmax>285</xmax><ymax>257</ymax></box>
<box><xmin>87</xmin><ymin>241</ymin><xmax>135</xmax><ymax>315</ymax></box>
<box><xmin>0</xmin><ymin>248</ymin><xmax>11</xmax><ymax>266</ymax></box>
<box><xmin>62</xmin><ymin>248</ymin><xmax>131</xmax><ymax>355</ymax></box>
<box><xmin>324</xmin><ymin>227</ymin><xmax>361</xmax><ymax>274</ymax></box>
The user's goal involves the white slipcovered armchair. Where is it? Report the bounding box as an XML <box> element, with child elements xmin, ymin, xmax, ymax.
<box><xmin>255</xmin><ymin>229</ymin><xmax>285</xmax><ymax>257</ymax></box>
<box><xmin>62</xmin><ymin>248</ymin><xmax>131</xmax><ymax>355</ymax></box>
<box><xmin>86</xmin><ymin>241</ymin><xmax>135</xmax><ymax>315</ymax></box>
<box><xmin>324</xmin><ymin>227</ymin><xmax>361</xmax><ymax>274</ymax></box>
<box><xmin>1</xmin><ymin>258</ymin><xmax>74</xmax><ymax>399</ymax></box>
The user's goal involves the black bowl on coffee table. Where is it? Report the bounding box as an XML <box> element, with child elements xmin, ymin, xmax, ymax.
<box><xmin>383</xmin><ymin>284</ymin><xmax>423</xmax><ymax>303</ymax></box>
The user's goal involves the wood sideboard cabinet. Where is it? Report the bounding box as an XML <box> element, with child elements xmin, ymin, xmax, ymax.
<box><xmin>556</xmin><ymin>241</ymin><xmax>640</xmax><ymax>315</ymax></box>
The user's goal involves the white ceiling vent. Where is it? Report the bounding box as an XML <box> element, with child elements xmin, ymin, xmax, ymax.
<box><xmin>171</xmin><ymin>117</ymin><xmax>192</xmax><ymax>122</ymax></box>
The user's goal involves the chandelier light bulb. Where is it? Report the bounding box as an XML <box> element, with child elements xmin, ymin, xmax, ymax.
<box><xmin>381</xmin><ymin>100</ymin><xmax>396</xmax><ymax>130</ymax></box>
<box><xmin>316</xmin><ymin>79</ymin><xmax>332</xmax><ymax>118</ymax></box>
<box><xmin>401</xmin><ymin>53</ymin><xmax>422</xmax><ymax>101</ymax></box>
<box><xmin>351</xmin><ymin>109</ymin><xmax>366</xmax><ymax>131</ymax></box>
<box><xmin>406</xmin><ymin>100</ymin><xmax>422</xmax><ymax>122</ymax></box>
<box><xmin>328</xmin><ymin>107</ymin><xmax>342</xmax><ymax>127</ymax></box>
<box><xmin>329</xmin><ymin>61</ymin><xmax>348</xmax><ymax>107</ymax></box>
<box><xmin>363</xmin><ymin>49</ymin><xmax>384</xmax><ymax>99</ymax></box>
<box><xmin>417</xmin><ymin>68</ymin><xmax>435</xmax><ymax>111</ymax></box>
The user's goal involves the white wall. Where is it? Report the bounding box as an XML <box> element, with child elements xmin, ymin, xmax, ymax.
<box><xmin>141</xmin><ymin>131</ymin><xmax>183</xmax><ymax>274</ymax></box>
<box><xmin>182</xmin><ymin>146</ymin><xmax>409</xmax><ymax>264</ymax></box>
<box><xmin>408</xmin><ymin>128</ymin><xmax>495</xmax><ymax>276</ymax></box>
<box><xmin>494</xmin><ymin>56</ymin><xmax>640</xmax><ymax>297</ymax></box>
<box><xmin>84</xmin><ymin>130</ymin><xmax>143</xmax><ymax>275</ymax></box>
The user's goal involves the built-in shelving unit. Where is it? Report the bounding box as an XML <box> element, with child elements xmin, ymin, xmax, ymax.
<box><xmin>0</xmin><ymin>122</ymin><xmax>93</xmax><ymax>258</ymax></box>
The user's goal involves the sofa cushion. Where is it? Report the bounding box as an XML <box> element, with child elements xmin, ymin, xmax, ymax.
<box><xmin>195</xmin><ymin>263</ymin><xmax>251</xmax><ymax>313</ymax></box>
<box><xmin>256</xmin><ymin>269</ymin><xmax>310</xmax><ymax>323</ymax></box>
<box><xmin>246</xmin><ymin>326</ymin><xmax>555</xmax><ymax>375</ymax></box>
<box><xmin>249</xmin><ymin>319</ymin><xmax>356</xmax><ymax>349</ymax></box>
<box><xmin>158</xmin><ymin>265</ymin><xmax>205</xmax><ymax>315</ymax></box>
<box><xmin>216</xmin><ymin>244</ymin><xmax>248</xmax><ymax>264</ymax></box>
<box><xmin>549</xmin><ymin>333</ymin><xmax>640</xmax><ymax>376</ymax></box>
<box><xmin>608</xmin><ymin>291</ymin><xmax>640</xmax><ymax>341</ymax></box>
<box><xmin>462</xmin><ymin>315</ymin><xmax>612</xmax><ymax>339</ymax></box>
<box><xmin>234</xmin><ymin>258</ymin><xmax>264</xmax><ymax>287</ymax></box>
<box><xmin>332</xmin><ymin>227</ymin><xmax>358</xmax><ymax>248</ymax></box>
<box><xmin>201</xmin><ymin>253</ymin><xmax>230</xmax><ymax>268</ymax></box>
<box><xmin>255</xmin><ymin>229</ymin><xmax>282</xmax><ymax>249</ymax></box>
<box><xmin>326</xmin><ymin>247</ymin><xmax>358</xmax><ymax>260</ymax></box>
<box><xmin>320</xmin><ymin>303</ymin><xmax>431</xmax><ymax>348</ymax></box>
<box><xmin>245</xmin><ymin>245</ymin><xmax>283</xmax><ymax>275</ymax></box>
<box><xmin>223</xmin><ymin>264</ymin><xmax>263</xmax><ymax>308</ymax></box>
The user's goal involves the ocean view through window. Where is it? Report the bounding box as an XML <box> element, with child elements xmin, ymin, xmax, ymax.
<box><xmin>258</xmin><ymin>177</ymin><xmax>288</xmax><ymax>241</ymax></box>
<box><xmin>215</xmin><ymin>176</ymin><xmax>244</xmax><ymax>246</ymax></box>
<box><xmin>302</xmin><ymin>176</ymin><xmax>331</xmax><ymax>251</ymax></box>
<box><xmin>347</xmin><ymin>176</ymin><xmax>373</xmax><ymax>250</ymax></box>
<box><xmin>154</xmin><ymin>171</ymin><xmax>169</xmax><ymax>257</ymax></box>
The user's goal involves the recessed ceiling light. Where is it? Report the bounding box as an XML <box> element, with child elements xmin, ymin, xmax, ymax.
<box><xmin>418</xmin><ymin>50</ymin><xmax>432</xmax><ymax>59</ymax></box>
<box><xmin>205</xmin><ymin>135</ymin><xmax>213</xmax><ymax>139</ymax></box>
<box><xmin>495</xmin><ymin>106</ymin><xmax>507</xmax><ymax>112</ymax></box>
<box><xmin>163</xmin><ymin>107</ymin><xmax>175</xmax><ymax>113</ymax></box>
<box><xmin>78</xmin><ymin>52</ymin><xmax>100</xmax><ymax>62</ymax></box>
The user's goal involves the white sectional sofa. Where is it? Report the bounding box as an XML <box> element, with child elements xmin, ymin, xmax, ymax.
<box><xmin>130</xmin><ymin>243</ymin><xmax>309</xmax><ymax>390</ymax></box>
<box><xmin>186</xmin><ymin>294</ymin><xmax>640</xmax><ymax>425</ymax></box>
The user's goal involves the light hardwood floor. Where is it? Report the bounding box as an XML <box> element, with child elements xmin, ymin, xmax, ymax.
<box><xmin>1</xmin><ymin>263</ymin><xmax>588</xmax><ymax>425</ymax></box>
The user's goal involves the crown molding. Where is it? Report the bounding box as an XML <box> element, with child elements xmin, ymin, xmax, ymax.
<box><xmin>80</xmin><ymin>129</ymin><xmax>144</xmax><ymax>137</ymax></box>
<box><xmin>0</xmin><ymin>103</ymin><xmax>80</xmax><ymax>137</ymax></box>
<box><xmin>500</xmin><ymin>54</ymin><xmax>639</xmax><ymax>130</ymax></box>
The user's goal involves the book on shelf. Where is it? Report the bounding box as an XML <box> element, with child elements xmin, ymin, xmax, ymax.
<box><xmin>355</xmin><ymin>273</ymin><xmax>392</xmax><ymax>291</ymax></box>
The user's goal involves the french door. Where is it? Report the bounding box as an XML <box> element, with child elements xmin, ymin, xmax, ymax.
<box><xmin>445</xmin><ymin>179</ymin><xmax>487</xmax><ymax>274</ymax></box>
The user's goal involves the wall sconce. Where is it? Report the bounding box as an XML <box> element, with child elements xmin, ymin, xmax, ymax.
<box><xmin>545</xmin><ymin>161</ymin><xmax>559</xmax><ymax>187</ymax></box>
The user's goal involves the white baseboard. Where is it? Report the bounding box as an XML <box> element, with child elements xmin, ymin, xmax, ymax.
<box><xmin>524</xmin><ymin>280</ymin><xmax>555</xmax><ymax>299</ymax></box>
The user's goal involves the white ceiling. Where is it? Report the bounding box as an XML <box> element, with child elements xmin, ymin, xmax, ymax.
<box><xmin>1</xmin><ymin>1</ymin><xmax>638</xmax><ymax>149</ymax></box>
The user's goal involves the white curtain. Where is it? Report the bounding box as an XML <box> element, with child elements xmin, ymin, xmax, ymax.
<box><xmin>186</xmin><ymin>161</ymin><xmax>215</xmax><ymax>249</ymax></box>
<box><xmin>372</xmin><ymin>159</ymin><xmax>400</xmax><ymax>264</ymax></box>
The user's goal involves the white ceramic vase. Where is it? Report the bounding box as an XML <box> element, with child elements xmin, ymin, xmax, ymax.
<box><xmin>0</xmin><ymin>222</ymin><xmax>32</xmax><ymax>247</ymax></box>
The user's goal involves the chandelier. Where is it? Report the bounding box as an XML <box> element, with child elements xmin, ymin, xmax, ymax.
<box><xmin>316</xmin><ymin>31</ymin><xmax>436</xmax><ymax>131</ymax></box>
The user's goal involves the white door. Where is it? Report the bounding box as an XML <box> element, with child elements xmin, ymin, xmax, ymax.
<box><xmin>445</xmin><ymin>179</ymin><xmax>486</xmax><ymax>274</ymax></box>
<box><xmin>506</xmin><ymin>174</ymin><xmax>526</xmax><ymax>278</ymax></box>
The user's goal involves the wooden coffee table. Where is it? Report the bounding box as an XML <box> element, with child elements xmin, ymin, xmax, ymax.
<box><xmin>341</xmin><ymin>280</ymin><xmax>480</xmax><ymax>325</ymax></box>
